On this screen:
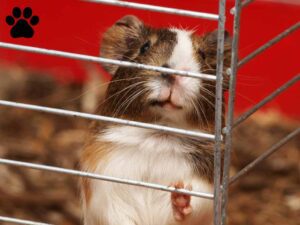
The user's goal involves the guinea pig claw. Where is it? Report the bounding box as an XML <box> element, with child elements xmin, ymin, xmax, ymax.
<box><xmin>170</xmin><ymin>181</ymin><xmax>193</xmax><ymax>221</ymax></box>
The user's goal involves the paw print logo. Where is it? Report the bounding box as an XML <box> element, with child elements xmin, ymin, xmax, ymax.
<box><xmin>6</xmin><ymin>7</ymin><xmax>39</xmax><ymax>38</ymax></box>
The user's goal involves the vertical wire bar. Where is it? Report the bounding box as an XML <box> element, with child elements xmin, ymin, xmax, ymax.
<box><xmin>229</xmin><ymin>128</ymin><xmax>300</xmax><ymax>184</ymax></box>
<box><xmin>221</xmin><ymin>0</ymin><xmax>242</xmax><ymax>224</ymax></box>
<box><xmin>214</xmin><ymin>0</ymin><xmax>227</xmax><ymax>224</ymax></box>
<box><xmin>238</xmin><ymin>22</ymin><xmax>300</xmax><ymax>67</ymax></box>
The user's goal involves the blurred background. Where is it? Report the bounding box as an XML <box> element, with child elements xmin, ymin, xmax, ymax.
<box><xmin>0</xmin><ymin>0</ymin><xmax>299</xmax><ymax>225</ymax></box>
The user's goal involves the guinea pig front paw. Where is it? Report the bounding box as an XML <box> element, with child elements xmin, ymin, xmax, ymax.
<box><xmin>170</xmin><ymin>181</ymin><xmax>193</xmax><ymax>221</ymax></box>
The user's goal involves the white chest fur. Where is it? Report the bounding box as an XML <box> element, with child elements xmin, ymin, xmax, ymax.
<box><xmin>86</xmin><ymin>126</ymin><xmax>213</xmax><ymax>225</ymax></box>
<box><xmin>100</xmin><ymin>126</ymin><xmax>193</xmax><ymax>182</ymax></box>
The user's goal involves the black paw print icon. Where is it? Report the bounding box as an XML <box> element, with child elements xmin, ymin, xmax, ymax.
<box><xmin>6</xmin><ymin>7</ymin><xmax>39</xmax><ymax>38</ymax></box>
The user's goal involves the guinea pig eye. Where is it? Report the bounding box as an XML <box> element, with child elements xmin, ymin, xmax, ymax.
<box><xmin>140</xmin><ymin>41</ymin><xmax>151</xmax><ymax>54</ymax></box>
<box><xmin>198</xmin><ymin>49</ymin><xmax>206</xmax><ymax>60</ymax></box>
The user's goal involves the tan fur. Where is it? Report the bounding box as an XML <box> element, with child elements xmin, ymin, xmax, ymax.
<box><xmin>101</xmin><ymin>15</ymin><xmax>144</xmax><ymax>74</ymax></box>
<box><xmin>80</xmin><ymin>135</ymin><xmax>112</xmax><ymax>205</ymax></box>
<box><xmin>81</xmin><ymin>15</ymin><xmax>231</xmax><ymax>225</ymax></box>
<box><xmin>191</xmin><ymin>31</ymin><xmax>231</xmax><ymax>90</ymax></box>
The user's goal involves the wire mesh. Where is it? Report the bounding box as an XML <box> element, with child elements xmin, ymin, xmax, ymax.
<box><xmin>0</xmin><ymin>158</ymin><xmax>214</xmax><ymax>199</ymax></box>
<box><xmin>0</xmin><ymin>100</ymin><xmax>215</xmax><ymax>140</ymax></box>
<box><xmin>0</xmin><ymin>0</ymin><xmax>298</xmax><ymax>224</ymax></box>
<box><xmin>229</xmin><ymin>128</ymin><xmax>300</xmax><ymax>184</ymax></box>
<box><xmin>219</xmin><ymin>1</ymin><xmax>299</xmax><ymax>224</ymax></box>
<box><xmin>233</xmin><ymin>74</ymin><xmax>300</xmax><ymax>128</ymax></box>
<box><xmin>0</xmin><ymin>42</ymin><xmax>217</xmax><ymax>81</ymax></box>
<box><xmin>238</xmin><ymin>22</ymin><xmax>300</xmax><ymax>67</ymax></box>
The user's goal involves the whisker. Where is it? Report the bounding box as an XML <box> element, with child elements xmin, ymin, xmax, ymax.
<box><xmin>68</xmin><ymin>76</ymin><xmax>145</xmax><ymax>103</ymax></box>
<box><xmin>97</xmin><ymin>80</ymin><xmax>148</xmax><ymax>111</ymax></box>
<box><xmin>191</xmin><ymin>97</ymin><xmax>209</xmax><ymax>128</ymax></box>
<box><xmin>113</xmin><ymin>87</ymin><xmax>148</xmax><ymax>117</ymax></box>
<box><xmin>110</xmin><ymin>81</ymin><xmax>148</xmax><ymax>107</ymax></box>
<box><xmin>120</xmin><ymin>88</ymin><xmax>149</xmax><ymax>116</ymax></box>
<box><xmin>110</xmin><ymin>81</ymin><xmax>149</xmax><ymax>116</ymax></box>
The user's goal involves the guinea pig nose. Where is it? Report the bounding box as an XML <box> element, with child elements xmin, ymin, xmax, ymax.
<box><xmin>161</xmin><ymin>73</ymin><xmax>175</xmax><ymax>84</ymax></box>
<box><xmin>161</xmin><ymin>73</ymin><xmax>169</xmax><ymax>78</ymax></box>
<box><xmin>161</xmin><ymin>64</ymin><xmax>175</xmax><ymax>83</ymax></box>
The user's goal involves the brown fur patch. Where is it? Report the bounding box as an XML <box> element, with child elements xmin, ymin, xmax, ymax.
<box><xmin>92</xmin><ymin>16</ymin><xmax>231</xmax><ymax>188</ymax></box>
<box><xmin>101</xmin><ymin>15</ymin><xmax>143</xmax><ymax>74</ymax></box>
<box><xmin>183</xmin><ymin>138</ymin><xmax>224</xmax><ymax>183</ymax></box>
<box><xmin>99</xmin><ymin>17</ymin><xmax>177</xmax><ymax>120</ymax></box>
<box><xmin>80</xmin><ymin>133</ymin><xmax>112</xmax><ymax>205</ymax></box>
<box><xmin>192</xmin><ymin>30</ymin><xmax>232</xmax><ymax>89</ymax></box>
<box><xmin>186</xmin><ymin>31</ymin><xmax>231</xmax><ymax>129</ymax></box>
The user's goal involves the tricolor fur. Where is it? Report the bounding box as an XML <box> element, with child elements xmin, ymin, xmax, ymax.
<box><xmin>80</xmin><ymin>15</ymin><xmax>231</xmax><ymax>225</ymax></box>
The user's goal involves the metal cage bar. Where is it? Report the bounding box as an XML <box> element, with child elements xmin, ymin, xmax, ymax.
<box><xmin>219</xmin><ymin>2</ymin><xmax>299</xmax><ymax>225</ymax></box>
<box><xmin>213</xmin><ymin>0</ymin><xmax>227</xmax><ymax>224</ymax></box>
<box><xmin>229</xmin><ymin>128</ymin><xmax>300</xmax><ymax>184</ymax></box>
<box><xmin>238</xmin><ymin>22</ymin><xmax>300</xmax><ymax>67</ymax></box>
<box><xmin>84</xmin><ymin>0</ymin><xmax>219</xmax><ymax>20</ymax></box>
<box><xmin>0</xmin><ymin>158</ymin><xmax>214</xmax><ymax>199</ymax></box>
<box><xmin>0</xmin><ymin>100</ymin><xmax>215</xmax><ymax>140</ymax></box>
<box><xmin>0</xmin><ymin>0</ymin><xmax>299</xmax><ymax>224</ymax></box>
<box><xmin>0</xmin><ymin>216</ymin><xmax>52</xmax><ymax>225</ymax></box>
<box><xmin>221</xmin><ymin>0</ymin><xmax>242</xmax><ymax>224</ymax></box>
<box><xmin>230</xmin><ymin>0</ymin><xmax>254</xmax><ymax>14</ymax></box>
<box><xmin>0</xmin><ymin>42</ymin><xmax>216</xmax><ymax>81</ymax></box>
<box><xmin>233</xmin><ymin>74</ymin><xmax>300</xmax><ymax>128</ymax></box>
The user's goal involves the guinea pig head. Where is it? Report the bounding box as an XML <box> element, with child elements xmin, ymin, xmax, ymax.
<box><xmin>100</xmin><ymin>15</ymin><xmax>231</xmax><ymax>128</ymax></box>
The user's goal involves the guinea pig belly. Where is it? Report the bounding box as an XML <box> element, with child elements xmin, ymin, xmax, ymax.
<box><xmin>88</xmin><ymin>179</ymin><xmax>213</xmax><ymax>225</ymax></box>
<box><xmin>84</xmin><ymin>126</ymin><xmax>213</xmax><ymax>225</ymax></box>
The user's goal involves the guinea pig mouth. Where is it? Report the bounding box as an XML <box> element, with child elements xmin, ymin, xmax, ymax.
<box><xmin>149</xmin><ymin>100</ymin><xmax>183</xmax><ymax>110</ymax></box>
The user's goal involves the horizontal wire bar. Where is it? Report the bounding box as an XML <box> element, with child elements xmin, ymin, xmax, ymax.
<box><xmin>0</xmin><ymin>158</ymin><xmax>214</xmax><ymax>199</ymax></box>
<box><xmin>0</xmin><ymin>42</ymin><xmax>216</xmax><ymax>81</ymax></box>
<box><xmin>83</xmin><ymin>0</ymin><xmax>219</xmax><ymax>20</ymax></box>
<box><xmin>0</xmin><ymin>216</ymin><xmax>52</xmax><ymax>225</ymax></box>
<box><xmin>229</xmin><ymin>128</ymin><xmax>300</xmax><ymax>184</ymax></box>
<box><xmin>238</xmin><ymin>22</ymin><xmax>300</xmax><ymax>67</ymax></box>
<box><xmin>0</xmin><ymin>100</ymin><xmax>215</xmax><ymax>140</ymax></box>
<box><xmin>230</xmin><ymin>0</ymin><xmax>254</xmax><ymax>15</ymax></box>
<box><xmin>233</xmin><ymin>74</ymin><xmax>300</xmax><ymax>128</ymax></box>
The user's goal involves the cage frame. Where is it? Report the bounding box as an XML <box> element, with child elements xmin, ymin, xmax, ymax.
<box><xmin>0</xmin><ymin>0</ymin><xmax>299</xmax><ymax>224</ymax></box>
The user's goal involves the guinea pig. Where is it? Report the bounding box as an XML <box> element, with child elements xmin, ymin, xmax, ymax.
<box><xmin>80</xmin><ymin>15</ymin><xmax>231</xmax><ymax>225</ymax></box>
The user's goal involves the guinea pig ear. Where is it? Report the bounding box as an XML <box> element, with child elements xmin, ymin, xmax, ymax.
<box><xmin>204</xmin><ymin>30</ymin><xmax>231</xmax><ymax>45</ymax></box>
<box><xmin>100</xmin><ymin>15</ymin><xmax>144</xmax><ymax>75</ymax></box>
<box><xmin>202</xmin><ymin>30</ymin><xmax>232</xmax><ymax>90</ymax></box>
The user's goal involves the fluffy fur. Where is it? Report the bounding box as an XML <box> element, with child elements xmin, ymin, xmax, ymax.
<box><xmin>80</xmin><ymin>15</ymin><xmax>231</xmax><ymax>225</ymax></box>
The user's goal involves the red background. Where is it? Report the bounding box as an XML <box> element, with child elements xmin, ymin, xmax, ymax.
<box><xmin>0</xmin><ymin>0</ymin><xmax>299</xmax><ymax>118</ymax></box>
